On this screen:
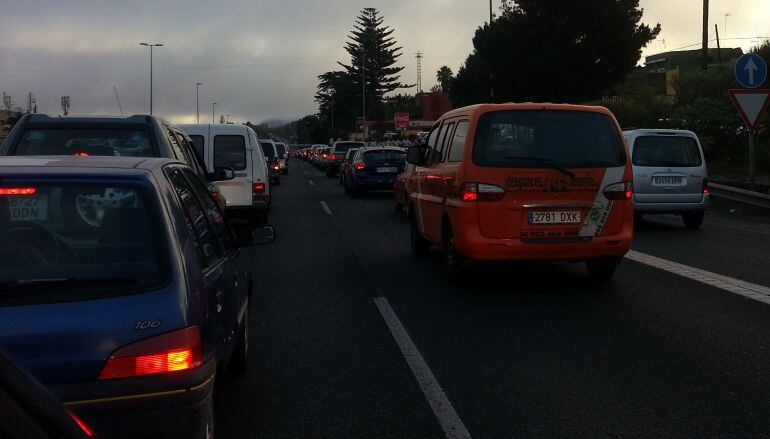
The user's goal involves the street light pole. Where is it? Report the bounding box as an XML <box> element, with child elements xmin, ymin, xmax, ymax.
<box><xmin>226</xmin><ymin>114</ymin><xmax>231</xmax><ymax>124</ymax></box>
<box><xmin>196</xmin><ymin>83</ymin><xmax>202</xmax><ymax>123</ymax></box>
<box><xmin>360</xmin><ymin>46</ymin><xmax>366</xmax><ymax>140</ymax></box>
<box><xmin>139</xmin><ymin>42</ymin><xmax>163</xmax><ymax>115</ymax></box>
<box><xmin>212</xmin><ymin>102</ymin><xmax>217</xmax><ymax>124</ymax></box>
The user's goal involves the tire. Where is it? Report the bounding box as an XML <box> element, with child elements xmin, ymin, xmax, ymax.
<box><xmin>228</xmin><ymin>306</ymin><xmax>249</xmax><ymax>376</ymax></box>
<box><xmin>683</xmin><ymin>211</ymin><xmax>704</xmax><ymax>229</ymax></box>
<box><xmin>586</xmin><ymin>257</ymin><xmax>621</xmax><ymax>281</ymax></box>
<box><xmin>190</xmin><ymin>395</ymin><xmax>215</xmax><ymax>439</ymax></box>
<box><xmin>410</xmin><ymin>215</ymin><xmax>430</xmax><ymax>257</ymax></box>
<box><xmin>443</xmin><ymin>228</ymin><xmax>465</xmax><ymax>282</ymax></box>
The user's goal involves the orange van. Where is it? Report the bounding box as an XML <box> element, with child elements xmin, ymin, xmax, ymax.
<box><xmin>405</xmin><ymin>103</ymin><xmax>634</xmax><ymax>280</ymax></box>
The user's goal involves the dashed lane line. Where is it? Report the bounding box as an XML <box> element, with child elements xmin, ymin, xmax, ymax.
<box><xmin>373</xmin><ymin>297</ymin><xmax>472</xmax><ymax>439</ymax></box>
<box><xmin>626</xmin><ymin>250</ymin><xmax>770</xmax><ymax>303</ymax></box>
<box><xmin>320</xmin><ymin>201</ymin><xmax>332</xmax><ymax>215</ymax></box>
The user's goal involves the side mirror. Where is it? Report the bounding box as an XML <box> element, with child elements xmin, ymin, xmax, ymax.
<box><xmin>406</xmin><ymin>145</ymin><xmax>426</xmax><ymax>166</ymax></box>
<box><xmin>233</xmin><ymin>224</ymin><xmax>275</xmax><ymax>247</ymax></box>
<box><xmin>210</xmin><ymin>167</ymin><xmax>235</xmax><ymax>181</ymax></box>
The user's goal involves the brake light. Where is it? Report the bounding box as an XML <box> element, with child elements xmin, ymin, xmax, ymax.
<box><xmin>323</xmin><ymin>154</ymin><xmax>328</xmax><ymax>159</ymax></box>
<box><xmin>274</xmin><ymin>164</ymin><xmax>280</xmax><ymax>171</ymax></box>
<box><xmin>355</xmin><ymin>163</ymin><xmax>366</xmax><ymax>171</ymax></box>
<box><xmin>603</xmin><ymin>182</ymin><xmax>633</xmax><ymax>200</ymax></box>
<box><xmin>332</xmin><ymin>154</ymin><xmax>337</xmax><ymax>161</ymax></box>
<box><xmin>253</xmin><ymin>183</ymin><xmax>266</xmax><ymax>192</ymax></box>
<box><xmin>99</xmin><ymin>326</ymin><xmax>202</xmax><ymax>380</ymax></box>
<box><xmin>702</xmin><ymin>178</ymin><xmax>709</xmax><ymax>195</ymax></box>
<box><xmin>72</xmin><ymin>152</ymin><xmax>89</xmax><ymax>157</ymax></box>
<box><xmin>0</xmin><ymin>187</ymin><xmax>36</xmax><ymax>195</ymax></box>
<box><xmin>460</xmin><ymin>183</ymin><xmax>505</xmax><ymax>202</ymax></box>
<box><xmin>69</xmin><ymin>411</ymin><xmax>96</xmax><ymax>438</ymax></box>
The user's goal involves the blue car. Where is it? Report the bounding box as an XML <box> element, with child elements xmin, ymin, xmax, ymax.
<box><xmin>0</xmin><ymin>156</ymin><xmax>270</xmax><ymax>438</ymax></box>
<box><xmin>344</xmin><ymin>147</ymin><xmax>407</xmax><ymax>197</ymax></box>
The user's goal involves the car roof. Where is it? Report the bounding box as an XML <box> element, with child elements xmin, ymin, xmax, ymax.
<box><xmin>19</xmin><ymin>114</ymin><xmax>165</xmax><ymax>126</ymax></box>
<box><xmin>359</xmin><ymin>146</ymin><xmax>404</xmax><ymax>152</ymax></box>
<box><xmin>178</xmin><ymin>123</ymin><xmax>250</xmax><ymax>135</ymax></box>
<box><xmin>0</xmin><ymin>156</ymin><xmax>180</xmax><ymax>177</ymax></box>
<box><xmin>439</xmin><ymin>102</ymin><xmax>616</xmax><ymax>121</ymax></box>
<box><xmin>622</xmin><ymin>129</ymin><xmax>697</xmax><ymax>137</ymax></box>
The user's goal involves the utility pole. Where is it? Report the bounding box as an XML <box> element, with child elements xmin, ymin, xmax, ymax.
<box><xmin>196</xmin><ymin>83</ymin><xmax>202</xmax><ymax>123</ymax></box>
<box><xmin>139</xmin><ymin>42</ymin><xmax>163</xmax><ymax>115</ymax></box>
<box><xmin>61</xmin><ymin>96</ymin><xmax>71</xmax><ymax>116</ymax></box>
<box><xmin>330</xmin><ymin>93</ymin><xmax>335</xmax><ymax>130</ymax></box>
<box><xmin>489</xmin><ymin>0</ymin><xmax>493</xmax><ymax>23</ymax></box>
<box><xmin>415</xmin><ymin>51</ymin><xmax>423</xmax><ymax>93</ymax></box>
<box><xmin>724</xmin><ymin>13</ymin><xmax>731</xmax><ymax>39</ymax></box>
<box><xmin>360</xmin><ymin>45</ymin><xmax>366</xmax><ymax>140</ymax></box>
<box><xmin>113</xmin><ymin>86</ymin><xmax>124</xmax><ymax>116</ymax></box>
<box><xmin>212</xmin><ymin>102</ymin><xmax>217</xmax><ymax>124</ymax></box>
<box><xmin>701</xmin><ymin>0</ymin><xmax>709</xmax><ymax>71</ymax></box>
<box><xmin>714</xmin><ymin>24</ymin><xmax>722</xmax><ymax>64</ymax></box>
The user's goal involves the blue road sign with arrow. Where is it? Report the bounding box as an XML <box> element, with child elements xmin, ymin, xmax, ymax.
<box><xmin>735</xmin><ymin>54</ymin><xmax>767</xmax><ymax>89</ymax></box>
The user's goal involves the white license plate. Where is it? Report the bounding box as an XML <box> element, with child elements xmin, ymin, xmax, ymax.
<box><xmin>528</xmin><ymin>210</ymin><xmax>581</xmax><ymax>225</ymax></box>
<box><xmin>9</xmin><ymin>195</ymin><xmax>48</xmax><ymax>221</ymax></box>
<box><xmin>653</xmin><ymin>176</ymin><xmax>685</xmax><ymax>186</ymax></box>
<box><xmin>377</xmin><ymin>167</ymin><xmax>398</xmax><ymax>173</ymax></box>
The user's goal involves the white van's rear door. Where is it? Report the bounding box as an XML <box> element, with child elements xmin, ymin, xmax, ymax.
<box><xmin>212</xmin><ymin>133</ymin><xmax>253</xmax><ymax>207</ymax></box>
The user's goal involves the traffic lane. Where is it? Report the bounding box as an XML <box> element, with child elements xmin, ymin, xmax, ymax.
<box><xmin>633</xmin><ymin>212</ymin><xmax>770</xmax><ymax>287</ymax></box>
<box><xmin>321</xmin><ymin>181</ymin><xmax>770</xmax><ymax>438</ymax></box>
<box><xmin>215</xmin><ymin>163</ymin><xmax>442</xmax><ymax>439</ymax></box>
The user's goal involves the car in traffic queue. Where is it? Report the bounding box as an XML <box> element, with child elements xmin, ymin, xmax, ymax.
<box><xmin>0</xmin><ymin>156</ymin><xmax>271</xmax><ymax>439</ymax></box>
<box><xmin>274</xmin><ymin>142</ymin><xmax>289</xmax><ymax>175</ymax></box>
<box><xmin>0</xmin><ymin>114</ymin><xmax>232</xmax><ymax>211</ymax></box>
<box><xmin>623</xmin><ymin>129</ymin><xmax>709</xmax><ymax>229</ymax></box>
<box><xmin>259</xmin><ymin>139</ymin><xmax>282</xmax><ymax>185</ymax></box>
<box><xmin>326</xmin><ymin>141</ymin><xmax>365</xmax><ymax>178</ymax></box>
<box><xmin>315</xmin><ymin>147</ymin><xmax>331</xmax><ymax>169</ymax></box>
<box><xmin>344</xmin><ymin>147</ymin><xmax>407</xmax><ymax>197</ymax></box>
<box><xmin>180</xmin><ymin>123</ymin><xmax>271</xmax><ymax>225</ymax></box>
<box><xmin>405</xmin><ymin>103</ymin><xmax>634</xmax><ymax>281</ymax></box>
<box><xmin>338</xmin><ymin>147</ymin><xmax>360</xmax><ymax>185</ymax></box>
<box><xmin>394</xmin><ymin>162</ymin><xmax>418</xmax><ymax>215</ymax></box>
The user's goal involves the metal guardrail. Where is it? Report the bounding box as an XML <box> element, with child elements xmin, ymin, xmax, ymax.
<box><xmin>709</xmin><ymin>183</ymin><xmax>770</xmax><ymax>209</ymax></box>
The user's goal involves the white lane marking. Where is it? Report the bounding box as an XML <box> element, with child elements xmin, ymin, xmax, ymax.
<box><xmin>373</xmin><ymin>297</ymin><xmax>472</xmax><ymax>439</ymax></box>
<box><xmin>626</xmin><ymin>250</ymin><xmax>770</xmax><ymax>302</ymax></box>
<box><xmin>309</xmin><ymin>180</ymin><xmax>315</xmax><ymax>186</ymax></box>
<box><xmin>320</xmin><ymin>201</ymin><xmax>332</xmax><ymax>215</ymax></box>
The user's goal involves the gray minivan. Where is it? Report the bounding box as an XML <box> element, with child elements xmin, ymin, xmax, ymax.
<box><xmin>624</xmin><ymin>129</ymin><xmax>709</xmax><ymax>229</ymax></box>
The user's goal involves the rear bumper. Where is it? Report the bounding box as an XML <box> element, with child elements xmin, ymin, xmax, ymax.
<box><xmin>634</xmin><ymin>196</ymin><xmax>709</xmax><ymax>214</ymax></box>
<box><xmin>352</xmin><ymin>174</ymin><xmax>397</xmax><ymax>190</ymax></box>
<box><xmin>454</xmin><ymin>225</ymin><xmax>632</xmax><ymax>262</ymax></box>
<box><xmin>57</xmin><ymin>358</ymin><xmax>216</xmax><ymax>439</ymax></box>
<box><xmin>226</xmin><ymin>200</ymin><xmax>269</xmax><ymax>213</ymax></box>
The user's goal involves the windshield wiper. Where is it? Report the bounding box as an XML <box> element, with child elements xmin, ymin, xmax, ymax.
<box><xmin>0</xmin><ymin>277</ymin><xmax>139</xmax><ymax>292</ymax></box>
<box><xmin>503</xmin><ymin>156</ymin><xmax>576</xmax><ymax>178</ymax></box>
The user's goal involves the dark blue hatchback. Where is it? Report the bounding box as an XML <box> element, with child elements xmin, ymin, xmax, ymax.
<box><xmin>0</xmin><ymin>156</ymin><xmax>267</xmax><ymax>438</ymax></box>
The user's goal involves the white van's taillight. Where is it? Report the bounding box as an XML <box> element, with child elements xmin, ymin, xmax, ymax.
<box><xmin>461</xmin><ymin>183</ymin><xmax>505</xmax><ymax>202</ymax></box>
<box><xmin>99</xmin><ymin>326</ymin><xmax>202</xmax><ymax>380</ymax></box>
<box><xmin>603</xmin><ymin>182</ymin><xmax>633</xmax><ymax>200</ymax></box>
<box><xmin>253</xmin><ymin>182</ymin><xmax>266</xmax><ymax>201</ymax></box>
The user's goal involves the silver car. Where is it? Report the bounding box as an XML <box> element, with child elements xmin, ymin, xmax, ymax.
<box><xmin>624</xmin><ymin>129</ymin><xmax>710</xmax><ymax>229</ymax></box>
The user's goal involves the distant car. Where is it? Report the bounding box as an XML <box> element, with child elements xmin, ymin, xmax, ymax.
<box><xmin>0</xmin><ymin>156</ymin><xmax>271</xmax><ymax>439</ymax></box>
<box><xmin>339</xmin><ymin>148</ymin><xmax>360</xmax><ymax>185</ymax></box>
<box><xmin>315</xmin><ymin>147</ymin><xmax>331</xmax><ymax>169</ymax></box>
<box><xmin>274</xmin><ymin>142</ymin><xmax>289</xmax><ymax>175</ymax></box>
<box><xmin>624</xmin><ymin>129</ymin><xmax>709</xmax><ymax>229</ymax></box>
<box><xmin>326</xmin><ymin>141</ymin><xmax>365</xmax><ymax>177</ymax></box>
<box><xmin>0</xmin><ymin>349</ymin><xmax>96</xmax><ymax>438</ymax></box>
<box><xmin>1</xmin><ymin>114</ymin><xmax>230</xmax><ymax>211</ymax></box>
<box><xmin>180</xmin><ymin>123</ymin><xmax>271</xmax><ymax>225</ymax></box>
<box><xmin>259</xmin><ymin>139</ymin><xmax>281</xmax><ymax>185</ymax></box>
<box><xmin>344</xmin><ymin>147</ymin><xmax>406</xmax><ymax>197</ymax></box>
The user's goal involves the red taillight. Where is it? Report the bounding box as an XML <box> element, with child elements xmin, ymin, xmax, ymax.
<box><xmin>603</xmin><ymin>181</ymin><xmax>633</xmax><ymax>200</ymax></box>
<box><xmin>355</xmin><ymin>163</ymin><xmax>366</xmax><ymax>171</ymax></box>
<box><xmin>460</xmin><ymin>183</ymin><xmax>505</xmax><ymax>202</ymax></box>
<box><xmin>331</xmin><ymin>154</ymin><xmax>337</xmax><ymax>161</ymax></box>
<box><xmin>72</xmin><ymin>152</ymin><xmax>89</xmax><ymax>157</ymax></box>
<box><xmin>0</xmin><ymin>187</ymin><xmax>37</xmax><ymax>195</ymax></box>
<box><xmin>69</xmin><ymin>411</ymin><xmax>96</xmax><ymax>438</ymax></box>
<box><xmin>323</xmin><ymin>154</ymin><xmax>328</xmax><ymax>159</ymax></box>
<box><xmin>274</xmin><ymin>164</ymin><xmax>280</xmax><ymax>170</ymax></box>
<box><xmin>99</xmin><ymin>326</ymin><xmax>202</xmax><ymax>380</ymax></box>
<box><xmin>253</xmin><ymin>183</ymin><xmax>266</xmax><ymax>192</ymax></box>
<box><xmin>702</xmin><ymin>178</ymin><xmax>709</xmax><ymax>195</ymax></box>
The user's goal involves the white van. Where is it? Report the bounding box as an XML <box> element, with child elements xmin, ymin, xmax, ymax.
<box><xmin>179</xmin><ymin>124</ymin><xmax>271</xmax><ymax>224</ymax></box>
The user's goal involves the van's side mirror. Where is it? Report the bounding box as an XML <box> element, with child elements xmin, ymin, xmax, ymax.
<box><xmin>210</xmin><ymin>167</ymin><xmax>235</xmax><ymax>181</ymax></box>
<box><xmin>406</xmin><ymin>145</ymin><xmax>426</xmax><ymax>166</ymax></box>
<box><xmin>232</xmin><ymin>224</ymin><xmax>275</xmax><ymax>247</ymax></box>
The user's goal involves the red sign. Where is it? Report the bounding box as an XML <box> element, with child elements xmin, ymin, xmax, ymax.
<box><xmin>729</xmin><ymin>89</ymin><xmax>770</xmax><ymax>132</ymax></box>
<box><xmin>394</xmin><ymin>113</ymin><xmax>410</xmax><ymax>129</ymax></box>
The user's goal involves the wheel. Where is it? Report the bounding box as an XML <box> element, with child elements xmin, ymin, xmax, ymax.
<box><xmin>410</xmin><ymin>214</ymin><xmax>430</xmax><ymax>257</ymax></box>
<box><xmin>189</xmin><ymin>395</ymin><xmax>215</xmax><ymax>439</ymax></box>
<box><xmin>682</xmin><ymin>211</ymin><xmax>704</xmax><ymax>229</ymax></box>
<box><xmin>443</xmin><ymin>228</ymin><xmax>465</xmax><ymax>282</ymax></box>
<box><xmin>228</xmin><ymin>306</ymin><xmax>249</xmax><ymax>376</ymax></box>
<box><xmin>586</xmin><ymin>257</ymin><xmax>621</xmax><ymax>281</ymax></box>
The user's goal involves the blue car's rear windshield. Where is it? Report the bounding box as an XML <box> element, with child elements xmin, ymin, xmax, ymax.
<box><xmin>0</xmin><ymin>182</ymin><xmax>169</xmax><ymax>304</ymax></box>
<box><xmin>363</xmin><ymin>150</ymin><xmax>406</xmax><ymax>161</ymax></box>
<box><xmin>11</xmin><ymin>128</ymin><xmax>156</xmax><ymax>157</ymax></box>
<box><xmin>472</xmin><ymin>110</ymin><xmax>626</xmax><ymax>168</ymax></box>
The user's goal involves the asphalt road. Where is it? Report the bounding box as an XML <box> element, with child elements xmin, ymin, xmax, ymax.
<box><xmin>216</xmin><ymin>159</ymin><xmax>770</xmax><ymax>439</ymax></box>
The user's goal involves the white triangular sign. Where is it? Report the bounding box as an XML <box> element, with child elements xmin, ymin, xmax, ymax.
<box><xmin>730</xmin><ymin>89</ymin><xmax>770</xmax><ymax>131</ymax></box>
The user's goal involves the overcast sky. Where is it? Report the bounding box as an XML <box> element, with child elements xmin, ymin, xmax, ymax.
<box><xmin>1</xmin><ymin>0</ymin><xmax>768</xmax><ymax>124</ymax></box>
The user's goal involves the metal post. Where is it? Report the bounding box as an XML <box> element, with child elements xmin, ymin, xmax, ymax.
<box><xmin>196</xmin><ymin>83</ymin><xmax>201</xmax><ymax>123</ymax></box>
<box><xmin>749</xmin><ymin>132</ymin><xmax>756</xmax><ymax>188</ymax></box>
<box><xmin>212</xmin><ymin>102</ymin><xmax>217</xmax><ymax>124</ymax></box>
<box><xmin>331</xmin><ymin>94</ymin><xmax>335</xmax><ymax>130</ymax></box>
<box><xmin>701</xmin><ymin>0</ymin><xmax>709</xmax><ymax>71</ymax></box>
<box><xmin>361</xmin><ymin>46</ymin><xmax>366</xmax><ymax>140</ymax></box>
<box><xmin>489</xmin><ymin>0</ymin><xmax>493</xmax><ymax>23</ymax></box>
<box><xmin>150</xmin><ymin>46</ymin><xmax>153</xmax><ymax>114</ymax></box>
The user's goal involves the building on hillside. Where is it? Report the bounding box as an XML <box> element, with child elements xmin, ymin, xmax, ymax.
<box><xmin>639</xmin><ymin>47</ymin><xmax>743</xmax><ymax>96</ymax></box>
<box><xmin>416</xmin><ymin>91</ymin><xmax>453</xmax><ymax>121</ymax></box>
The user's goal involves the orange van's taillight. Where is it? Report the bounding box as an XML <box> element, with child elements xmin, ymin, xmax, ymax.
<box><xmin>603</xmin><ymin>182</ymin><xmax>633</xmax><ymax>200</ymax></box>
<box><xmin>461</xmin><ymin>183</ymin><xmax>505</xmax><ymax>202</ymax></box>
<box><xmin>99</xmin><ymin>326</ymin><xmax>202</xmax><ymax>380</ymax></box>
